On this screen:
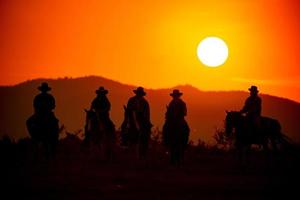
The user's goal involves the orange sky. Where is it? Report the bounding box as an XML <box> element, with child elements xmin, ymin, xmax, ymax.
<box><xmin>1</xmin><ymin>0</ymin><xmax>300</xmax><ymax>102</ymax></box>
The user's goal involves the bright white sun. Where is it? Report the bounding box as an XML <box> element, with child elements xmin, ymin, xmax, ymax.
<box><xmin>197</xmin><ymin>36</ymin><xmax>228</xmax><ymax>67</ymax></box>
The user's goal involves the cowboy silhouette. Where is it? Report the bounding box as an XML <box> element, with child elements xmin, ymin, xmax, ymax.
<box><xmin>34</xmin><ymin>82</ymin><xmax>56</xmax><ymax>116</ymax></box>
<box><xmin>126</xmin><ymin>87</ymin><xmax>152</xmax><ymax>131</ymax></box>
<box><xmin>240</xmin><ymin>85</ymin><xmax>262</xmax><ymax>133</ymax></box>
<box><xmin>27</xmin><ymin>82</ymin><xmax>59</xmax><ymax>159</ymax></box>
<box><xmin>90</xmin><ymin>86</ymin><xmax>115</xmax><ymax>131</ymax></box>
<box><xmin>163</xmin><ymin>89</ymin><xmax>190</xmax><ymax>165</ymax></box>
<box><xmin>166</xmin><ymin>89</ymin><xmax>187</xmax><ymax>122</ymax></box>
<box><xmin>165</xmin><ymin>89</ymin><xmax>190</xmax><ymax>139</ymax></box>
<box><xmin>126</xmin><ymin>87</ymin><xmax>152</xmax><ymax>157</ymax></box>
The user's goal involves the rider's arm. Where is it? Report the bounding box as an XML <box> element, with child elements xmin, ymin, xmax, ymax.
<box><xmin>240</xmin><ymin>98</ymin><xmax>249</xmax><ymax>113</ymax></box>
<box><xmin>143</xmin><ymin>100</ymin><xmax>152</xmax><ymax>128</ymax></box>
<box><xmin>254</xmin><ymin>97</ymin><xmax>262</xmax><ymax>114</ymax></box>
<box><xmin>126</xmin><ymin>97</ymin><xmax>134</xmax><ymax>111</ymax></box>
<box><xmin>133</xmin><ymin>111</ymin><xmax>140</xmax><ymax>130</ymax></box>
<box><xmin>50</xmin><ymin>95</ymin><xmax>56</xmax><ymax>110</ymax></box>
<box><xmin>104</xmin><ymin>98</ymin><xmax>111</xmax><ymax>112</ymax></box>
<box><xmin>33</xmin><ymin>95</ymin><xmax>39</xmax><ymax>113</ymax></box>
<box><xmin>144</xmin><ymin>101</ymin><xmax>150</xmax><ymax>121</ymax></box>
<box><xmin>90</xmin><ymin>99</ymin><xmax>96</xmax><ymax>111</ymax></box>
<box><xmin>183</xmin><ymin>102</ymin><xmax>187</xmax><ymax>116</ymax></box>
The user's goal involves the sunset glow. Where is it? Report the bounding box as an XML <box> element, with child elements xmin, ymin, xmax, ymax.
<box><xmin>0</xmin><ymin>0</ymin><xmax>300</xmax><ymax>102</ymax></box>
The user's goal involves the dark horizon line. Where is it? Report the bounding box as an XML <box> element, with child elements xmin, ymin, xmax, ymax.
<box><xmin>0</xmin><ymin>75</ymin><xmax>299</xmax><ymax>104</ymax></box>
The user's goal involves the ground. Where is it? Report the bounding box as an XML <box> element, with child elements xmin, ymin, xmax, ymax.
<box><xmin>1</xmin><ymin>141</ymin><xmax>299</xmax><ymax>200</ymax></box>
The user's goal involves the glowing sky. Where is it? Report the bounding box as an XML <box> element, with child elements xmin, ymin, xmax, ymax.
<box><xmin>1</xmin><ymin>0</ymin><xmax>300</xmax><ymax>102</ymax></box>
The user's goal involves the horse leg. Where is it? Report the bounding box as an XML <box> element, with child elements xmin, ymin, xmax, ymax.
<box><xmin>109</xmin><ymin>136</ymin><xmax>116</xmax><ymax>161</ymax></box>
<box><xmin>174</xmin><ymin>143</ymin><xmax>181</xmax><ymax>166</ymax></box>
<box><xmin>121</xmin><ymin>130</ymin><xmax>129</xmax><ymax>147</ymax></box>
<box><xmin>170</xmin><ymin>144</ymin><xmax>176</xmax><ymax>165</ymax></box>
<box><xmin>104</xmin><ymin>135</ymin><xmax>111</xmax><ymax>161</ymax></box>
<box><xmin>262</xmin><ymin>140</ymin><xmax>272</xmax><ymax>168</ymax></box>
<box><xmin>245</xmin><ymin>144</ymin><xmax>252</xmax><ymax>163</ymax></box>
<box><xmin>235</xmin><ymin>143</ymin><xmax>243</xmax><ymax>164</ymax></box>
<box><xmin>270</xmin><ymin>137</ymin><xmax>279</xmax><ymax>153</ymax></box>
<box><xmin>43</xmin><ymin>140</ymin><xmax>55</xmax><ymax>160</ymax></box>
<box><xmin>43</xmin><ymin>141</ymin><xmax>51</xmax><ymax>160</ymax></box>
<box><xmin>240</xmin><ymin>146</ymin><xmax>246</xmax><ymax>167</ymax></box>
<box><xmin>50</xmin><ymin>138</ymin><xmax>58</xmax><ymax>159</ymax></box>
<box><xmin>236</xmin><ymin>143</ymin><xmax>247</xmax><ymax>168</ymax></box>
<box><xmin>104</xmin><ymin>134</ymin><xmax>114</xmax><ymax>162</ymax></box>
<box><xmin>138</xmin><ymin>132</ymin><xmax>149</xmax><ymax>160</ymax></box>
<box><xmin>179</xmin><ymin>143</ymin><xmax>185</xmax><ymax>166</ymax></box>
<box><xmin>177</xmin><ymin>144</ymin><xmax>183</xmax><ymax>166</ymax></box>
<box><xmin>138</xmin><ymin>142</ymin><xmax>143</xmax><ymax>159</ymax></box>
<box><xmin>137</xmin><ymin>143</ymin><xmax>147</xmax><ymax>160</ymax></box>
<box><xmin>81</xmin><ymin>135</ymin><xmax>92</xmax><ymax>155</ymax></box>
<box><xmin>31</xmin><ymin>139</ymin><xmax>40</xmax><ymax>162</ymax></box>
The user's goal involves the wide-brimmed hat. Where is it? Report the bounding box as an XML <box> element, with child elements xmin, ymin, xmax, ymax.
<box><xmin>38</xmin><ymin>82</ymin><xmax>51</xmax><ymax>92</ymax></box>
<box><xmin>133</xmin><ymin>87</ymin><xmax>146</xmax><ymax>96</ymax></box>
<box><xmin>170</xmin><ymin>89</ymin><xmax>183</xmax><ymax>97</ymax></box>
<box><xmin>96</xmin><ymin>86</ymin><xmax>108</xmax><ymax>95</ymax></box>
<box><xmin>248</xmin><ymin>85</ymin><xmax>259</xmax><ymax>93</ymax></box>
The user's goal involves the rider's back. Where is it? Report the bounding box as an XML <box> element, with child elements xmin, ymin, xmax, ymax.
<box><xmin>127</xmin><ymin>96</ymin><xmax>150</xmax><ymax>125</ymax></box>
<box><xmin>33</xmin><ymin>93</ymin><xmax>55</xmax><ymax>115</ymax></box>
<box><xmin>166</xmin><ymin>99</ymin><xmax>187</xmax><ymax>122</ymax></box>
<box><xmin>243</xmin><ymin>95</ymin><xmax>262</xmax><ymax>117</ymax></box>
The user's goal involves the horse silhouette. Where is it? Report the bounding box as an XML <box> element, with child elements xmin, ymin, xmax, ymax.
<box><xmin>224</xmin><ymin>111</ymin><xmax>291</xmax><ymax>163</ymax></box>
<box><xmin>163</xmin><ymin>106</ymin><xmax>190</xmax><ymax>165</ymax></box>
<box><xmin>120</xmin><ymin>105</ymin><xmax>150</xmax><ymax>158</ymax></box>
<box><xmin>26</xmin><ymin>113</ymin><xmax>60</xmax><ymax>159</ymax></box>
<box><xmin>82</xmin><ymin>109</ymin><xmax>115</xmax><ymax>160</ymax></box>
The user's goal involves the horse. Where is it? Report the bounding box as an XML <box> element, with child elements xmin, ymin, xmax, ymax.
<box><xmin>224</xmin><ymin>111</ymin><xmax>291</xmax><ymax>163</ymax></box>
<box><xmin>26</xmin><ymin>113</ymin><xmax>60</xmax><ymax>159</ymax></box>
<box><xmin>162</xmin><ymin>107</ymin><xmax>190</xmax><ymax>166</ymax></box>
<box><xmin>120</xmin><ymin>105</ymin><xmax>151</xmax><ymax>159</ymax></box>
<box><xmin>82</xmin><ymin>109</ymin><xmax>115</xmax><ymax>160</ymax></box>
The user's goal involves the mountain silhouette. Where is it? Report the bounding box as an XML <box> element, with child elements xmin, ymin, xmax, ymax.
<box><xmin>0</xmin><ymin>76</ymin><xmax>299</xmax><ymax>143</ymax></box>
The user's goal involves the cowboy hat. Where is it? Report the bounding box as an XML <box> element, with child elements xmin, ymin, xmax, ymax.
<box><xmin>96</xmin><ymin>86</ymin><xmax>108</xmax><ymax>95</ymax></box>
<box><xmin>38</xmin><ymin>82</ymin><xmax>51</xmax><ymax>92</ymax></box>
<box><xmin>133</xmin><ymin>87</ymin><xmax>146</xmax><ymax>96</ymax></box>
<box><xmin>170</xmin><ymin>89</ymin><xmax>183</xmax><ymax>97</ymax></box>
<box><xmin>248</xmin><ymin>85</ymin><xmax>259</xmax><ymax>93</ymax></box>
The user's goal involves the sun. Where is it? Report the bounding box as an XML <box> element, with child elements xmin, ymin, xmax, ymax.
<box><xmin>197</xmin><ymin>37</ymin><xmax>229</xmax><ymax>67</ymax></box>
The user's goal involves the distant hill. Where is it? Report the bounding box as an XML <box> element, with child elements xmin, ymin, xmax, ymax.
<box><xmin>0</xmin><ymin>76</ymin><xmax>299</xmax><ymax>143</ymax></box>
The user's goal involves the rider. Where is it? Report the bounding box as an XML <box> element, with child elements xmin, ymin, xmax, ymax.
<box><xmin>31</xmin><ymin>82</ymin><xmax>59</xmax><ymax>156</ymax></box>
<box><xmin>164</xmin><ymin>89</ymin><xmax>189</xmax><ymax>145</ymax></box>
<box><xmin>90</xmin><ymin>86</ymin><xmax>115</xmax><ymax>131</ymax></box>
<box><xmin>126</xmin><ymin>87</ymin><xmax>152</xmax><ymax>157</ymax></box>
<box><xmin>126</xmin><ymin>87</ymin><xmax>152</xmax><ymax>132</ymax></box>
<box><xmin>166</xmin><ymin>89</ymin><xmax>187</xmax><ymax>122</ymax></box>
<box><xmin>240</xmin><ymin>85</ymin><xmax>262</xmax><ymax>134</ymax></box>
<box><xmin>34</xmin><ymin>82</ymin><xmax>56</xmax><ymax>118</ymax></box>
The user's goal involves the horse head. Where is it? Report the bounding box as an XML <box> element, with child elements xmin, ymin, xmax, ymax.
<box><xmin>164</xmin><ymin>105</ymin><xmax>169</xmax><ymax>120</ymax></box>
<box><xmin>121</xmin><ymin>105</ymin><xmax>130</xmax><ymax>131</ymax></box>
<box><xmin>84</xmin><ymin>109</ymin><xmax>96</xmax><ymax>132</ymax></box>
<box><xmin>123</xmin><ymin>105</ymin><xmax>128</xmax><ymax>117</ymax></box>
<box><xmin>84</xmin><ymin>109</ymin><xmax>97</xmax><ymax>119</ymax></box>
<box><xmin>225</xmin><ymin>111</ymin><xmax>243</xmax><ymax>136</ymax></box>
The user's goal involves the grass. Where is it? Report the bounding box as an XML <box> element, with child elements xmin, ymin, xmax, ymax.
<box><xmin>0</xmin><ymin>134</ymin><xmax>299</xmax><ymax>200</ymax></box>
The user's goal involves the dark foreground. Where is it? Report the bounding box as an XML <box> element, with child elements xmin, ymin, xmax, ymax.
<box><xmin>1</xmin><ymin>141</ymin><xmax>300</xmax><ymax>200</ymax></box>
